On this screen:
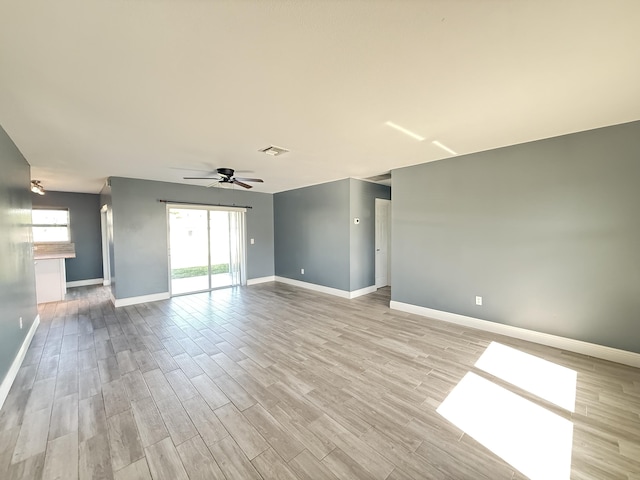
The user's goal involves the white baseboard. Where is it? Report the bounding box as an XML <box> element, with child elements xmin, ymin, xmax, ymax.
<box><xmin>390</xmin><ymin>301</ymin><xmax>640</xmax><ymax>368</ymax></box>
<box><xmin>275</xmin><ymin>276</ymin><xmax>351</xmax><ymax>298</ymax></box>
<box><xmin>274</xmin><ymin>276</ymin><xmax>376</xmax><ymax>300</ymax></box>
<box><xmin>103</xmin><ymin>279</ymin><xmax>111</xmax><ymax>286</ymax></box>
<box><xmin>112</xmin><ymin>292</ymin><xmax>170</xmax><ymax>308</ymax></box>
<box><xmin>349</xmin><ymin>285</ymin><xmax>377</xmax><ymax>299</ymax></box>
<box><xmin>0</xmin><ymin>314</ymin><xmax>40</xmax><ymax>410</ymax></box>
<box><xmin>247</xmin><ymin>276</ymin><xmax>275</xmax><ymax>286</ymax></box>
<box><xmin>67</xmin><ymin>278</ymin><xmax>104</xmax><ymax>288</ymax></box>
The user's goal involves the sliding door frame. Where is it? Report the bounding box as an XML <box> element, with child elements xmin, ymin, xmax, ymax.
<box><xmin>166</xmin><ymin>203</ymin><xmax>247</xmax><ymax>296</ymax></box>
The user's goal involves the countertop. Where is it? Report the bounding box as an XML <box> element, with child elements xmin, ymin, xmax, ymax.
<box><xmin>34</xmin><ymin>243</ymin><xmax>76</xmax><ymax>260</ymax></box>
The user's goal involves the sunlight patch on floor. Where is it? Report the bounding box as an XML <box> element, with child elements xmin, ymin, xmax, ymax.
<box><xmin>437</xmin><ymin>372</ymin><xmax>573</xmax><ymax>480</ymax></box>
<box><xmin>474</xmin><ymin>342</ymin><xmax>577</xmax><ymax>412</ymax></box>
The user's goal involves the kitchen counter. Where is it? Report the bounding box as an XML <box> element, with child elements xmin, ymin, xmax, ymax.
<box><xmin>34</xmin><ymin>242</ymin><xmax>76</xmax><ymax>259</ymax></box>
<box><xmin>34</xmin><ymin>243</ymin><xmax>76</xmax><ymax>303</ymax></box>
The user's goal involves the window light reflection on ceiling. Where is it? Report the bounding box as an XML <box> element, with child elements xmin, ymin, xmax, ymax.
<box><xmin>431</xmin><ymin>140</ymin><xmax>457</xmax><ymax>155</ymax></box>
<box><xmin>385</xmin><ymin>121</ymin><xmax>425</xmax><ymax>141</ymax></box>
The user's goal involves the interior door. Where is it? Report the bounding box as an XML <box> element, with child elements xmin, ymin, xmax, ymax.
<box><xmin>375</xmin><ymin>198</ymin><xmax>391</xmax><ymax>288</ymax></box>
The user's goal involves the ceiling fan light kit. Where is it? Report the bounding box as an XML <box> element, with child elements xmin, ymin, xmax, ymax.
<box><xmin>31</xmin><ymin>180</ymin><xmax>45</xmax><ymax>195</ymax></box>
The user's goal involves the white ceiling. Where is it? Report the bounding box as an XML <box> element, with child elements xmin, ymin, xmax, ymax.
<box><xmin>1</xmin><ymin>1</ymin><xmax>639</xmax><ymax>194</ymax></box>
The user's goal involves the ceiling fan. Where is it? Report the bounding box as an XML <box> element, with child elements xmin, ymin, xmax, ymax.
<box><xmin>184</xmin><ymin>168</ymin><xmax>264</xmax><ymax>189</ymax></box>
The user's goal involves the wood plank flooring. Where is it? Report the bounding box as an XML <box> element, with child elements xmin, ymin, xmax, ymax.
<box><xmin>1</xmin><ymin>283</ymin><xmax>639</xmax><ymax>479</ymax></box>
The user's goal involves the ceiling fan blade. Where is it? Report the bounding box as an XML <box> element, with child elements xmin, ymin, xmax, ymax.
<box><xmin>231</xmin><ymin>179</ymin><xmax>253</xmax><ymax>189</ymax></box>
<box><xmin>234</xmin><ymin>177</ymin><xmax>264</xmax><ymax>183</ymax></box>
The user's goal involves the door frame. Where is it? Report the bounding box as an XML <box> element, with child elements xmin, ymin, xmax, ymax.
<box><xmin>166</xmin><ymin>203</ymin><xmax>247</xmax><ymax>296</ymax></box>
<box><xmin>100</xmin><ymin>204</ymin><xmax>111</xmax><ymax>286</ymax></box>
<box><xmin>375</xmin><ymin>198</ymin><xmax>391</xmax><ymax>288</ymax></box>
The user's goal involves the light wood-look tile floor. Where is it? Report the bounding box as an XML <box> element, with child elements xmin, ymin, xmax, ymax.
<box><xmin>1</xmin><ymin>283</ymin><xmax>639</xmax><ymax>479</ymax></box>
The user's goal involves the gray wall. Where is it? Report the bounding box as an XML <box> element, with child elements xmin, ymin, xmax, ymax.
<box><xmin>274</xmin><ymin>178</ymin><xmax>390</xmax><ymax>292</ymax></box>
<box><xmin>350</xmin><ymin>179</ymin><xmax>391</xmax><ymax>291</ymax></box>
<box><xmin>274</xmin><ymin>179</ymin><xmax>351</xmax><ymax>291</ymax></box>
<box><xmin>109</xmin><ymin>177</ymin><xmax>274</xmax><ymax>299</ymax></box>
<box><xmin>0</xmin><ymin>125</ymin><xmax>38</xmax><ymax>385</ymax></box>
<box><xmin>32</xmin><ymin>191</ymin><xmax>103</xmax><ymax>282</ymax></box>
<box><xmin>392</xmin><ymin>120</ymin><xmax>640</xmax><ymax>354</ymax></box>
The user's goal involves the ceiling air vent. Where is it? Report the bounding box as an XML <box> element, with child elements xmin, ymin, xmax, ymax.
<box><xmin>258</xmin><ymin>145</ymin><xmax>289</xmax><ymax>156</ymax></box>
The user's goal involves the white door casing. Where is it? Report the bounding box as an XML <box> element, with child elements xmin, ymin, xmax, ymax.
<box><xmin>100</xmin><ymin>205</ymin><xmax>111</xmax><ymax>286</ymax></box>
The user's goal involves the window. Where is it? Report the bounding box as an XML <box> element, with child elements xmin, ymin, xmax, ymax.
<box><xmin>32</xmin><ymin>208</ymin><xmax>70</xmax><ymax>242</ymax></box>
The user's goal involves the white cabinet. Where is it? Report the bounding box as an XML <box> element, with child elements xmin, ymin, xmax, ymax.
<box><xmin>35</xmin><ymin>258</ymin><xmax>67</xmax><ymax>304</ymax></box>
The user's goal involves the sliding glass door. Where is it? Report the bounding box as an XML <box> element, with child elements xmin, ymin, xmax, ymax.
<box><xmin>208</xmin><ymin>210</ymin><xmax>233</xmax><ymax>289</ymax></box>
<box><xmin>228</xmin><ymin>210</ymin><xmax>247</xmax><ymax>286</ymax></box>
<box><xmin>168</xmin><ymin>206</ymin><xmax>246</xmax><ymax>295</ymax></box>
<box><xmin>168</xmin><ymin>209</ymin><xmax>209</xmax><ymax>294</ymax></box>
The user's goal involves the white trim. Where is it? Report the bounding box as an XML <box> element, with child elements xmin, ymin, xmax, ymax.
<box><xmin>275</xmin><ymin>276</ymin><xmax>350</xmax><ymax>298</ymax></box>
<box><xmin>166</xmin><ymin>203</ymin><xmax>172</xmax><ymax>296</ymax></box>
<box><xmin>112</xmin><ymin>292</ymin><xmax>170</xmax><ymax>308</ymax></box>
<box><xmin>101</xmin><ymin>204</ymin><xmax>112</xmax><ymax>288</ymax></box>
<box><xmin>66</xmin><ymin>278</ymin><xmax>103</xmax><ymax>288</ymax></box>
<box><xmin>274</xmin><ymin>276</ymin><xmax>376</xmax><ymax>300</ymax></box>
<box><xmin>389</xmin><ymin>301</ymin><xmax>640</xmax><ymax>368</ymax></box>
<box><xmin>247</xmin><ymin>276</ymin><xmax>275</xmax><ymax>286</ymax></box>
<box><xmin>0</xmin><ymin>314</ymin><xmax>40</xmax><ymax>410</ymax></box>
<box><xmin>349</xmin><ymin>285</ymin><xmax>377</xmax><ymax>299</ymax></box>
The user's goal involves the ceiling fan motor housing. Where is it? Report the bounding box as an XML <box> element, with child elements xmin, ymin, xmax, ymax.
<box><xmin>217</xmin><ymin>168</ymin><xmax>235</xmax><ymax>178</ymax></box>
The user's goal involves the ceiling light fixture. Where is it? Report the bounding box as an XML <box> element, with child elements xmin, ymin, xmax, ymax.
<box><xmin>432</xmin><ymin>140</ymin><xmax>458</xmax><ymax>156</ymax></box>
<box><xmin>385</xmin><ymin>121</ymin><xmax>425</xmax><ymax>141</ymax></box>
<box><xmin>31</xmin><ymin>180</ymin><xmax>45</xmax><ymax>195</ymax></box>
<box><xmin>258</xmin><ymin>145</ymin><xmax>289</xmax><ymax>156</ymax></box>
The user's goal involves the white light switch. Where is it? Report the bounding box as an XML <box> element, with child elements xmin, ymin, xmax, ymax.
<box><xmin>250</xmin><ymin>238</ymin><xmax>255</xmax><ymax>244</ymax></box>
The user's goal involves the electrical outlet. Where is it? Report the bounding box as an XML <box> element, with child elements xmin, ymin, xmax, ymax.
<box><xmin>301</xmin><ymin>268</ymin><xmax>304</xmax><ymax>275</ymax></box>
<box><xmin>475</xmin><ymin>296</ymin><xmax>482</xmax><ymax>306</ymax></box>
<box><xmin>19</xmin><ymin>317</ymin><xmax>23</xmax><ymax>329</ymax></box>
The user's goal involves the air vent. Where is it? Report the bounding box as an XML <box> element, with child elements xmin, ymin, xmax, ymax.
<box><xmin>258</xmin><ymin>145</ymin><xmax>289</xmax><ymax>156</ymax></box>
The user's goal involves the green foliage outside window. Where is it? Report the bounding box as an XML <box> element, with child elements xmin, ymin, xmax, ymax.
<box><xmin>171</xmin><ymin>263</ymin><xmax>230</xmax><ymax>279</ymax></box>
